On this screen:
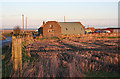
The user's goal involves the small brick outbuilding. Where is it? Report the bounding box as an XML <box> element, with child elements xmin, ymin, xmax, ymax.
<box><xmin>38</xmin><ymin>21</ymin><xmax>85</xmax><ymax>37</ymax></box>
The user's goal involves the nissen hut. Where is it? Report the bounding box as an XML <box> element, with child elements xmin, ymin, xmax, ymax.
<box><xmin>38</xmin><ymin>21</ymin><xmax>85</xmax><ymax>37</ymax></box>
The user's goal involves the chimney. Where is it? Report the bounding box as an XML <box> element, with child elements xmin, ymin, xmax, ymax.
<box><xmin>64</xmin><ymin>16</ymin><xmax>65</xmax><ymax>22</ymax></box>
<box><xmin>22</xmin><ymin>14</ymin><xmax>24</xmax><ymax>34</ymax></box>
<box><xmin>25</xmin><ymin>16</ymin><xmax>27</xmax><ymax>33</ymax></box>
<box><xmin>43</xmin><ymin>21</ymin><xmax>45</xmax><ymax>25</ymax></box>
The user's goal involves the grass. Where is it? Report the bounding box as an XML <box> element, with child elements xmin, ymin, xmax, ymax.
<box><xmin>22</xmin><ymin>41</ymin><xmax>27</xmax><ymax>46</ymax></box>
<box><xmin>85</xmin><ymin>70</ymin><xmax>120</xmax><ymax>77</ymax></box>
<box><xmin>97</xmin><ymin>37</ymin><xmax>120</xmax><ymax>39</ymax></box>
<box><xmin>77</xmin><ymin>37</ymin><xmax>81</xmax><ymax>39</ymax></box>
<box><xmin>0</xmin><ymin>35</ymin><xmax>6</xmax><ymax>40</ymax></box>
<box><xmin>2</xmin><ymin>43</ymin><xmax>13</xmax><ymax>77</ymax></box>
<box><xmin>22</xmin><ymin>40</ymin><xmax>40</xmax><ymax>66</ymax></box>
<box><xmin>2</xmin><ymin>32</ymin><xmax>12</xmax><ymax>37</ymax></box>
<box><xmin>107</xmin><ymin>37</ymin><xmax>120</xmax><ymax>38</ymax></box>
<box><xmin>22</xmin><ymin>40</ymin><xmax>29</xmax><ymax>64</ymax></box>
<box><xmin>38</xmin><ymin>37</ymin><xmax>48</xmax><ymax>40</ymax></box>
<box><xmin>36</xmin><ymin>36</ymin><xmax>60</xmax><ymax>40</ymax></box>
<box><xmin>50</xmin><ymin>36</ymin><xmax>60</xmax><ymax>39</ymax></box>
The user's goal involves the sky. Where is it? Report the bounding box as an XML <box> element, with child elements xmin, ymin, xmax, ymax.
<box><xmin>0</xmin><ymin>0</ymin><xmax>119</xmax><ymax>29</ymax></box>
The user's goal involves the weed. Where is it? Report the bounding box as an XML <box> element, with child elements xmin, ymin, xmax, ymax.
<box><xmin>86</xmin><ymin>70</ymin><xmax>120</xmax><ymax>77</ymax></box>
<box><xmin>2</xmin><ymin>43</ymin><xmax>13</xmax><ymax>77</ymax></box>
<box><xmin>50</xmin><ymin>36</ymin><xmax>60</xmax><ymax>40</ymax></box>
<box><xmin>107</xmin><ymin>37</ymin><xmax>120</xmax><ymax>38</ymax></box>
<box><xmin>97</xmin><ymin>37</ymin><xmax>120</xmax><ymax>39</ymax></box>
<box><xmin>2</xmin><ymin>32</ymin><xmax>12</xmax><ymax>37</ymax></box>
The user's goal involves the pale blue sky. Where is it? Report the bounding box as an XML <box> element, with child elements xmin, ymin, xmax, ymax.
<box><xmin>0</xmin><ymin>1</ymin><xmax>119</xmax><ymax>29</ymax></box>
<box><xmin>0</xmin><ymin>0</ymin><xmax>119</xmax><ymax>2</ymax></box>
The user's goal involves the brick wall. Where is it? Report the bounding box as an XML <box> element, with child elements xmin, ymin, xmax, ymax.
<box><xmin>43</xmin><ymin>21</ymin><xmax>61</xmax><ymax>37</ymax></box>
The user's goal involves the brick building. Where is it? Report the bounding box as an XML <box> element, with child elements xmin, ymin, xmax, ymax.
<box><xmin>38</xmin><ymin>21</ymin><xmax>85</xmax><ymax>37</ymax></box>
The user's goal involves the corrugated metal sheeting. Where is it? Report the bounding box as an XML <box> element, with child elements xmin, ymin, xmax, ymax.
<box><xmin>58</xmin><ymin>22</ymin><xmax>84</xmax><ymax>35</ymax></box>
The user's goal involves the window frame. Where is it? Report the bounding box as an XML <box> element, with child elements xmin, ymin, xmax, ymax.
<box><xmin>50</xmin><ymin>25</ymin><xmax>53</xmax><ymax>28</ymax></box>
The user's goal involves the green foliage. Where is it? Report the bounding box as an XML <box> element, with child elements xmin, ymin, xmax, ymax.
<box><xmin>77</xmin><ymin>37</ymin><xmax>81</xmax><ymax>39</ymax></box>
<box><xmin>50</xmin><ymin>36</ymin><xmax>60</xmax><ymax>39</ymax></box>
<box><xmin>64</xmin><ymin>34</ymin><xmax>67</xmax><ymax>36</ymax></box>
<box><xmin>22</xmin><ymin>42</ymin><xmax>29</xmax><ymax>65</ymax></box>
<box><xmin>13</xmin><ymin>26</ymin><xmax>21</xmax><ymax>36</ymax></box>
<box><xmin>107</xmin><ymin>37</ymin><xmax>120</xmax><ymax>38</ymax></box>
<box><xmin>2</xmin><ymin>44</ymin><xmax>13</xmax><ymax>77</ymax></box>
<box><xmin>85</xmin><ymin>70</ymin><xmax>120</xmax><ymax>77</ymax></box>
<box><xmin>37</xmin><ymin>36</ymin><xmax>60</xmax><ymax>40</ymax></box>
<box><xmin>39</xmin><ymin>37</ymin><xmax>48</xmax><ymax>40</ymax></box>
<box><xmin>22</xmin><ymin>40</ymin><xmax>40</xmax><ymax>66</ymax></box>
<box><xmin>97</xmin><ymin>37</ymin><xmax>120</xmax><ymax>39</ymax></box>
<box><xmin>2</xmin><ymin>32</ymin><xmax>12</xmax><ymax>37</ymax></box>
<box><xmin>62</xmin><ymin>37</ymin><xmax>66</xmax><ymax>39</ymax></box>
<box><xmin>97</xmin><ymin>36</ymin><xmax>105</xmax><ymax>38</ymax></box>
<box><xmin>22</xmin><ymin>41</ymin><xmax>27</xmax><ymax>46</ymax></box>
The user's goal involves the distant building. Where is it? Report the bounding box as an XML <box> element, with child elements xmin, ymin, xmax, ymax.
<box><xmin>38</xmin><ymin>21</ymin><xmax>85</xmax><ymax>37</ymax></box>
<box><xmin>112</xmin><ymin>28</ymin><xmax>120</xmax><ymax>33</ymax></box>
<box><xmin>85</xmin><ymin>29</ymin><xmax>92</xmax><ymax>33</ymax></box>
<box><xmin>96</xmin><ymin>28</ymin><xmax>120</xmax><ymax>33</ymax></box>
<box><xmin>86</xmin><ymin>27</ymin><xmax>96</xmax><ymax>32</ymax></box>
<box><xmin>85</xmin><ymin>27</ymin><xmax>96</xmax><ymax>34</ymax></box>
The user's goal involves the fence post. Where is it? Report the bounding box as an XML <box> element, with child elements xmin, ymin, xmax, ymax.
<box><xmin>19</xmin><ymin>38</ymin><xmax>22</xmax><ymax>77</ymax></box>
<box><xmin>12</xmin><ymin>36</ymin><xmax>15</xmax><ymax>61</ymax></box>
<box><xmin>12</xmin><ymin>36</ymin><xmax>22</xmax><ymax>77</ymax></box>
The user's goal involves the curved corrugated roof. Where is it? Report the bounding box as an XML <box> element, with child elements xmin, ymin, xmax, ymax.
<box><xmin>58</xmin><ymin>22</ymin><xmax>83</xmax><ymax>28</ymax></box>
<box><xmin>57</xmin><ymin>22</ymin><xmax>84</xmax><ymax>34</ymax></box>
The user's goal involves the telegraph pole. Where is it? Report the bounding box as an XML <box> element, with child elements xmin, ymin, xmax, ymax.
<box><xmin>25</xmin><ymin>16</ymin><xmax>27</xmax><ymax>34</ymax></box>
<box><xmin>22</xmin><ymin>14</ymin><xmax>24</xmax><ymax>34</ymax></box>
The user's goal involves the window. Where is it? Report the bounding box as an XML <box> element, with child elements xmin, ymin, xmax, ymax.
<box><xmin>50</xmin><ymin>25</ymin><xmax>53</xmax><ymax>28</ymax></box>
<box><xmin>48</xmin><ymin>29</ymin><xmax>52</xmax><ymax>32</ymax></box>
<box><xmin>52</xmin><ymin>29</ymin><xmax>55</xmax><ymax>32</ymax></box>
<box><xmin>74</xmin><ymin>28</ymin><xmax>75</xmax><ymax>30</ymax></box>
<box><xmin>48</xmin><ymin>29</ymin><xmax>55</xmax><ymax>32</ymax></box>
<box><xmin>66</xmin><ymin>28</ymin><xmax>68</xmax><ymax>30</ymax></box>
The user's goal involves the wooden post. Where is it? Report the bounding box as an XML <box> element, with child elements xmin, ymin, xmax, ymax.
<box><xmin>12</xmin><ymin>36</ymin><xmax>15</xmax><ymax>61</ymax></box>
<box><xmin>12</xmin><ymin>36</ymin><xmax>22</xmax><ymax>77</ymax></box>
<box><xmin>14</xmin><ymin>38</ymin><xmax>18</xmax><ymax>71</ymax></box>
<box><xmin>19</xmin><ymin>38</ymin><xmax>22</xmax><ymax>77</ymax></box>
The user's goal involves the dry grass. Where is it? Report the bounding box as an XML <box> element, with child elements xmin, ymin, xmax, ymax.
<box><xmin>2</xmin><ymin>33</ymin><xmax>119</xmax><ymax>77</ymax></box>
<box><xmin>21</xmin><ymin>33</ymin><xmax>119</xmax><ymax>77</ymax></box>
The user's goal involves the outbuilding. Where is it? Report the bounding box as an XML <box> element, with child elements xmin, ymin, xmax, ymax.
<box><xmin>97</xmin><ymin>28</ymin><xmax>120</xmax><ymax>33</ymax></box>
<box><xmin>38</xmin><ymin>21</ymin><xmax>85</xmax><ymax>37</ymax></box>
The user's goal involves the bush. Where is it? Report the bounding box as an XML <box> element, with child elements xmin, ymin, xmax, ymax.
<box><xmin>13</xmin><ymin>26</ymin><xmax>21</xmax><ymax>36</ymax></box>
<box><xmin>2</xmin><ymin>32</ymin><xmax>12</xmax><ymax>37</ymax></box>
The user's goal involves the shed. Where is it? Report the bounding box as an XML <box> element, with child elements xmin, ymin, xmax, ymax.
<box><xmin>38</xmin><ymin>21</ymin><xmax>85</xmax><ymax>37</ymax></box>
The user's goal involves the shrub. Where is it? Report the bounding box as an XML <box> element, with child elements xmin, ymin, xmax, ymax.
<box><xmin>13</xmin><ymin>26</ymin><xmax>21</xmax><ymax>36</ymax></box>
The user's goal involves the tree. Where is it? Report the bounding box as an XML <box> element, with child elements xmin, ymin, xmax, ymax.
<box><xmin>13</xmin><ymin>26</ymin><xmax>21</xmax><ymax>36</ymax></box>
